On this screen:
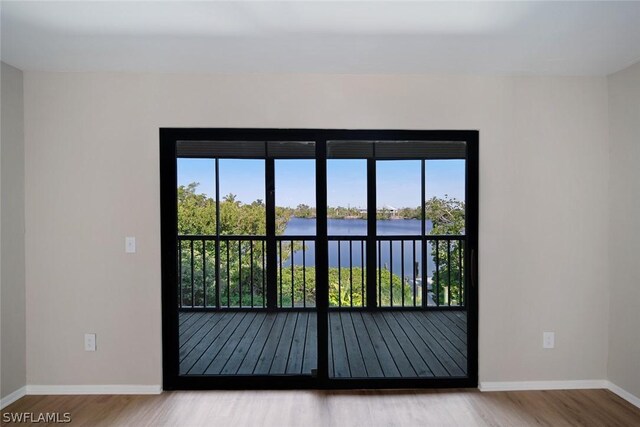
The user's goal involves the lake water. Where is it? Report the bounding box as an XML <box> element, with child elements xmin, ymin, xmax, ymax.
<box><xmin>283</xmin><ymin>217</ymin><xmax>441</xmax><ymax>279</ymax></box>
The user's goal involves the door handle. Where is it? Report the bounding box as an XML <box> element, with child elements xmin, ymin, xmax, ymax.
<box><xmin>471</xmin><ymin>249</ymin><xmax>477</xmax><ymax>288</ymax></box>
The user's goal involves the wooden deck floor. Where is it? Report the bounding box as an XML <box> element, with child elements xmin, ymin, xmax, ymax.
<box><xmin>179</xmin><ymin>310</ymin><xmax>467</xmax><ymax>378</ymax></box>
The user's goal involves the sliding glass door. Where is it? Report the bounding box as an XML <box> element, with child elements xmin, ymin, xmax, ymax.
<box><xmin>161</xmin><ymin>129</ymin><xmax>478</xmax><ymax>389</ymax></box>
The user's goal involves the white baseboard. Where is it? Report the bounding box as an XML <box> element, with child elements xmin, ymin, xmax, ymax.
<box><xmin>479</xmin><ymin>380</ymin><xmax>608</xmax><ymax>392</ymax></box>
<box><xmin>606</xmin><ymin>381</ymin><xmax>640</xmax><ymax>409</ymax></box>
<box><xmin>1</xmin><ymin>386</ymin><xmax>27</xmax><ymax>410</ymax></box>
<box><xmin>25</xmin><ymin>385</ymin><xmax>162</xmax><ymax>395</ymax></box>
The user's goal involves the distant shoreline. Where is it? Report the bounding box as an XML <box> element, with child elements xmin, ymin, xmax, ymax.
<box><xmin>289</xmin><ymin>216</ymin><xmax>422</xmax><ymax>221</ymax></box>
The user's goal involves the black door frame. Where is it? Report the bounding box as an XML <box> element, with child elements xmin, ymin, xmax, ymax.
<box><xmin>160</xmin><ymin>128</ymin><xmax>479</xmax><ymax>390</ymax></box>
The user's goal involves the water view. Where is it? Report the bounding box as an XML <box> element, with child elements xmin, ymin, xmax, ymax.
<box><xmin>283</xmin><ymin>217</ymin><xmax>441</xmax><ymax>279</ymax></box>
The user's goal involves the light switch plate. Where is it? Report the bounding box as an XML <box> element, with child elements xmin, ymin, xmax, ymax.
<box><xmin>85</xmin><ymin>333</ymin><xmax>96</xmax><ymax>351</ymax></box>
<box><xmin>125</xmin><ymin>236</ymin><xmax>136</xmax><ymax>253</ymax></box>
<box><xmin>543</xmin><ymin>331</ymin><xmax>555</xmax><ymax>349</ymax></box>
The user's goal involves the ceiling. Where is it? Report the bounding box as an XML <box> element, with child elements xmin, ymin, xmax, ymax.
<box><xmin>2</xmin><ymin>1</ymin><xmax>640</xmax><ymax>75</ymax></box>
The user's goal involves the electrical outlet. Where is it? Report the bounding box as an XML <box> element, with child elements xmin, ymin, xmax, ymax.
<box><xmin>543</xmin><ymin>332</ymin><xmax>555</xmax><ymax>349</ymax></box>
<box><xmin>85</xmin><ymin>333</ymin><xmax>96</xmax><ymax>351</ymax></box>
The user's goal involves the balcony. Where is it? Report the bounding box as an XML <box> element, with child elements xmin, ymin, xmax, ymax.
<box><xmin>176</xmin><ymin>233</ymin><xmax>468</xmax><ymax>379</ymax></box>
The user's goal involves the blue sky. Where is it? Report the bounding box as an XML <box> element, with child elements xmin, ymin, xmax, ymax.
<box><xmin>178</xmin><ymin>158</ymin><xmax>465</xmax><ymax>208</ymax></box>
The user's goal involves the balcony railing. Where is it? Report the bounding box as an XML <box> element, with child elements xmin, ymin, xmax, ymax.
<box><xmin>177</xmin><ymin>234</ymin><xmax>465</xmax><ymax>310</ymax></box>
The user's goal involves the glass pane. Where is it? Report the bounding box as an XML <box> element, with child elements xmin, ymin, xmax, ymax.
<box><xmin>276</xmin><ymin>159</ymin><xmax>317</xmax><ymax>308</ymax></box>
<box><xmin>425</xmin><ymin>159</ymin><xmax>466</xmax><ymax>235</ymax></box>
<box><xmin>327</xmin><ymin>159</ymin><xmax>367</xmax><ymax>235</ymax></box>
<box><xmin>177</xmin><ymin>158</ymin><xmax>216</xmax><ymax>236</ymax></box>
<box><xmin>176</xmin><ymin>159</ymin><xmax>217</xmax><ymax>309</ymax></box>
<box><xmin>276</xmin><ymin>159</ymin><xmax>316</xmax><ymax>236</ymax></box>
<box><xmin>425</xmin><ymin>159</ymin><xmax>466</xmax><ymax>308</ymax></box>
<box><xmin>218</xmin><ymin>159</ymin><xmax>266</xmax><ymax>235</ymax></box>
<box><xmin>376</xmin><ymin>160</ymin><xmax>422</xmax><ymax>236</ymax></box>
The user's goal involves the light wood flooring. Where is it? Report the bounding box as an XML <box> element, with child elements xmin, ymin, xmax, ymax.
<box><xmin>3</xmin><ymin>388</ymin><xmax>640</xmax><ymax>426</ymax></box>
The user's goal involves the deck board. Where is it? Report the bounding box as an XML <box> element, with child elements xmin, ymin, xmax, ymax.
<box><xmin>236</xmin><ymin>313</ymin><xmax>277</xmax><ymax>375</ymax></box>
<box><xmin>286</xmin><ymin>312</ymin><xmax>309</xmax><ymax>374</ymax></box>
<box><xmin>369</xmin><ymin>312</ymin><xmax>417</xmax><ymax>377</ymax></box>
<box><xmin>338</xmin><ymin>312</ymin><xmax>367</xmax><ymax>377</ymax></box>
<box><xmin>179</xmin><ymin>310</ymin><xmax>467</xmax><ymax>378</ymax></box>
<box><xmin>189</xmin><ymin>312</ymin><xmax>249</xmax><ymax>375</ymax></box>
<box><xmin>204</xmin><ymin>312</ymin><xmax>257</xmax><ymax>375</ymax></box>
<box><xmin>330</xmin><ymin>312</ymin><xmax>351</xmax><ymax>377</ymax></box>
<box><xmin>220</xmin><ymin>313</ymin><xmax>268</xmax><ymax>375</ymax></box>
<box><xmin>302</xmin><ymin>313</ymin><xmax>317</xmax><ymax>374</ymax></box>
<box><xmin>402</xmin><ymin>311</ymin><xmax>466</xmax><ymax>376</ymax></box>
<box><xmin>360</xmin><ymin>312</ymin><xmax>401</xmax><ymax>377</ymax></box>
<box><xmin>270</xmin><ymin>312</ymin><xmax>299</xmax><ymax>374</ymax></box>
<box><xmin>253</xmin><ymin>312</ymin><xmax>287</xmax><ymax>374</ymax></box>
<box><xmin>350</xmin><ymin>312</ymin><xmax>384</xmax><ymax>377</ymax></box>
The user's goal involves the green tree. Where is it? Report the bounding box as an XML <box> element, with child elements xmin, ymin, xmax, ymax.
<box><xmin>426</xmin><ymin>195</ymin><xmax>465</xmax><ymax>305</ymax></box>
<box><xmin>178</xmin><ymin>183</ymin><xmax>291</xmax><ymax>307</ymax></box>
<box><xmin>293</xmin><ymin>203</ymin><xmax>315</xmax><ymax>218</ymax></box>
<box><xmin>177</xmin><ymin>182</ymin><xmax>465</xmax><ymax>308</ymax></box>
<box><xmin>275</xmin><ymin>266</ymin><xmax>414</xmax><ymax>308</ymax></box>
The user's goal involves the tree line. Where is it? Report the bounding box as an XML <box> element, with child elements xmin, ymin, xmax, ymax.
<box><xmin>178</xmin><ymin>182</ymin><xmax>465</xmax><ymax>307</ymax></box>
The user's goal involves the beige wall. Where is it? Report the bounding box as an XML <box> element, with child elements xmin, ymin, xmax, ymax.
<box><xmin>23</xmin><ymin>72</ymin><xmax>610</xmax><ymax>386</ymax></box>
<box><xmin>1</xmin><ymin>62</ymin><xmax>26</xmax><ymax>398</ymax></box>
<box><xmin>607</xmin><ymin>61</ymin><xmax>640</xmax><ymax>397</ymax></box>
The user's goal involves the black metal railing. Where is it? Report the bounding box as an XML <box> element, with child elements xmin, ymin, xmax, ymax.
<box><xmin>178</xmin><ymin>235</ymin><xmax>267</xmax><ymax>309</ymax></box>
<box><xmin>375</xmin><ymin>235</ymin><xmax>465</xmax><ymax>308</ymax></box>
<box><xmin>328</xmin><ymin>236</ymin><xmax>367</xmax><ymax>308</ymax></box>
<box><xmin>276</xmin><ymin>236</ymin><xmax>316</xmax><ymax>308</ymax></box>
<box><xmin>177</xmin><ymin>234</ymin><xmax>465</xmax><ymax>310</ymax></box>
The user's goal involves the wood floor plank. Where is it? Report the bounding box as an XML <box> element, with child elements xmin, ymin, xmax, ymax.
<box><xmin>329</xmin><ymin>312</ymin><xmax>350</xmax><ymax>377</ymax></box>
<box><xmin>220</xmin><ymin>313</ymin><xmax>269</xmax><ymax>375</ymax></box>
<box><xmin>441</xmin><ymin>311</ymin><xmax>468</xmax><ymax>334</ymax></box>
<box><xmin>302</xmin><ymin>313</ymin><xmax>317</xmax><ymax>375</ymax></box>
<box><xmin>350</xmin><ymin>312</ymin><xmax>384</xmax><ymax>377</ymax></box>
<box><xmin>203</xmin><ymin>313</ymin><xmax>258</xmax><ymax>375</ymax></box>
<box><xmin>178</xmin><ymin>313</ymin><xmax>210</xmax><ymax>345</ymax></box>
<box><xmin>179</xmin><ymin>312</ymin><xmax>233</xmax><ymax>365</ymax></box>
<box><xmin>286</xmin><ymin>313</ymin><xmax>309</xmax><ymax>374</ymax></box>
<box><xmin>4</xmin><ymin>389</ymin><xmax>640</xmax><ymax>426</ymax></box>
<box><xmin>432</xmin><ymin>311</ymin><xmax>467</xmax><ymax>342</ymax></box>
<box><xmin>339</xmin><ymin>312</ymin><xmax>367</xmax><ymax>378</ymax></box>
<box><xmin>412</xmin><ymin>311</ymin><xmax>467</xmax><ymax>364</ymax></box>
<box><xmin>381</xmin><ymin>312</ymin><xmax>433</xmax><ymax>377</ymax></box>
<box><xmin>452</xmin><ymin>310</ymin><xmax>468</xmax><ymax>324</ymax></box>
<box><xmin>236</xmin><ymin>313</ymin><xmax>278</xmax><ymax>375</ymax></box>
<box><xmin>360</xmin><ymin>312</ymin><xmax>401</xmax><ymax>377</ymax></box>
<box><xmin>253</xmin><ymin>313</ymin><xmax>288</xmax><ymax>374</ymax></box>
<box><xmin>186</xmin><ymin>312</ymin><xmax>248</xmax><ymax>375</ymax></box>
<box><xmin>179</xmin><ymin>312</ymin><xmax>203</xmax><ymax>334</ymax></box>
<box><xmin>403</xmin><ymin>311</ymin><xmax>466</xmax><ymax>375</ymax></box>
<box><xmin>270</xmin><ymin>312</ymin><xmax>299</xmax><ymax>374</ymax></box>
<box><xmin>443</xmin><ymin>310</ymin><xmax>467</xmax><ymax>324</ymax></box>
<box><xmin>420</xmin><ymin>311</ymin><xmax>467</xmax><ymax>356</ymax></box>
<box><xmin>178</xmin><ymin>311</ymin><xmax>195</xmax><ymax>326</ymax></box>
<box><xmin>366</xmin><ymin>312</ymin><xmax>415</xmax><ymax>377</ymax></box>
<box><xmin>391</xmin><ymin>311</ymin><xmax>449</xmax><ymax>377</ymax></box>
